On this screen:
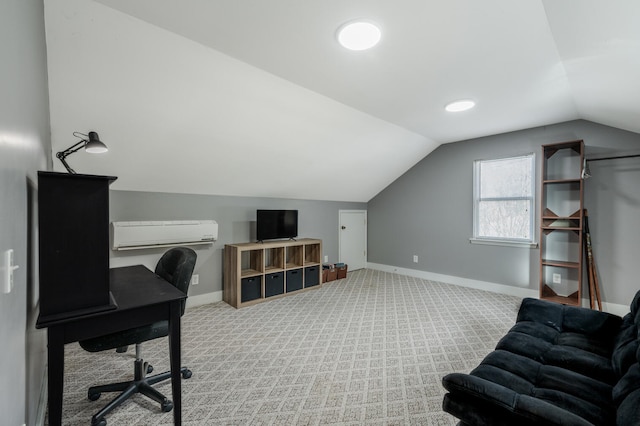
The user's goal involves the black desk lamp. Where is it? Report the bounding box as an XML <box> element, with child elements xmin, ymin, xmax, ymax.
<box><xmin>56</xmin><ymin>131</ymin><xmax>108</xmax><ymax>174</ymax></box>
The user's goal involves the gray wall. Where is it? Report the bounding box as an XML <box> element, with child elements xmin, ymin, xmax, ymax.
<box><xmin>368</xmin><ymin>120</ymin><xmax>640</xmax><ymax>306</ymax></box>
<box><xmin>109</xmin><ymin>191</ymin><xmax>366</xmax><ymax>297</ymax></box>
<box><xmin>0</xmin><ymin>1</ymin><xmax>51</xmax><ymax>424</ymax></box>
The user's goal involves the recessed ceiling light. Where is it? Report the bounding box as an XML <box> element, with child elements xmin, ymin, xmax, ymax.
<box><xmin>445</xmin><ymin>99</ymin><xmax>476</xmax><ymax>112</ymax></box>
<box><xmin>337</xmin><ymin>20</ymin><xmax>381</xmax><ymax>51</ymax></box>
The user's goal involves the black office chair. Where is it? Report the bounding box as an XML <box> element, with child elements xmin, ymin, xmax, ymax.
<box><xmin>79</xmin><ymin>247</ymin><xmax>197</xmax><ymax>426</ymax></box>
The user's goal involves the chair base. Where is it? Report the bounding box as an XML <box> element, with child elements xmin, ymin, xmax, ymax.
<box><xmin>88</xmin><ymin>358</ymin><xmax>191</xmax><ymax>426</ymax></box>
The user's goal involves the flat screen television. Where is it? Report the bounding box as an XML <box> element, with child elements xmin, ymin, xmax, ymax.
<box><xmin>256</xmin><ymin>209</ymin><xmax>298</xmax><ymax>241</ymax></box>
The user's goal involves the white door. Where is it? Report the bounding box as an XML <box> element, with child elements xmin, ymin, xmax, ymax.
<box><xmin>339</xmin><ymin>210</ymin><xmax>367</xmax><ymax>271</ymax></box>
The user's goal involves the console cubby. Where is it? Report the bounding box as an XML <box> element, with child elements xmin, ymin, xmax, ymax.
<box><xmin>264</xmin><ymin>247</ymin><xmax>285</xmax><ymax>273</ymax></box>
<box><xmin>286</xmin><ymin>245</ymin><xmax>303</xmax><ymax>268</ymax></box>
<box><xmin>240</xmin><ymin>249</ymin><xmax>263</xmax><ymax>277</ymax></box>
<box><xmin>304</xmin><ymin>243</ymin><xmax>321</xmax><ymax>265</ymax></box>
<box><xmin>224</xmin><ymin>238</ymin><xmax>323</xmax><ymax>308</ymax></box>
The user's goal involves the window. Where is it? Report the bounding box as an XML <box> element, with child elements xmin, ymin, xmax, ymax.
<box><xmin>472</xmin><ymin>154</ymin><xmax>535</xmax><ymax>246</ymax></box>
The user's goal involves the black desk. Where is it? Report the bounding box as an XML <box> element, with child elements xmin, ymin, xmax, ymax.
<box><xmin>36</xmin><ymin>265</ymin><xmax>187</xmax><ymax>426</ymax></box>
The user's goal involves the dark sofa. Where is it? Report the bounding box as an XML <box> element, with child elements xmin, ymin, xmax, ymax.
<box><xmin>442</xmin><ymin>291</ymin><xmax>640</xmax><ymax>425</ymax></box>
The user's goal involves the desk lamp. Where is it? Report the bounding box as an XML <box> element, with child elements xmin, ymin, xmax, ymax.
<box><xmin>56</xmin><ymin>131</ymin><xmax>108</xmax><ymax>174</ymax></box>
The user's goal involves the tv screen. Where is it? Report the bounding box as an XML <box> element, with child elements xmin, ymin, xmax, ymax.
<box><xmin>256</xmin><ymin>210</ymin><xmax>298</xmax><ymax>241</ymax></box>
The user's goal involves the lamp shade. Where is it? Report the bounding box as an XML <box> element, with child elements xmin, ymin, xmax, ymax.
<box><xmin>85</xmin><ymin>131</ymin><xmax>108</xmax><ymax>153</ymax></box>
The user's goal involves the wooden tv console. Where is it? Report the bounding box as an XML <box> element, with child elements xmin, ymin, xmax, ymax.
<box><xmin>223</xmin><ymin>238</ymin><xmax>323</xmax><ymax>308</ymax></box>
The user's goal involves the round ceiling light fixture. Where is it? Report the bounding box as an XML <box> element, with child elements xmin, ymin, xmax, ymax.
<box><xmin>445</xmin><ymin>99</ymin><xmax>476</xmax><ymax>112</ymax></box>
<box><xmin>337</xmin><ymin>20</ymin><xmax>381</xmax><ymax>51</ymax></box>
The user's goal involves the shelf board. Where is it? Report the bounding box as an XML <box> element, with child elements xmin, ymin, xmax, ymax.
<box><xmin>541</xmin><ymin>285</ymin><xmax>580</xmax><ymax>306</ymax></box>
<box><xmin>541</xmin><ymin>259</ymin><xmax>580</xmax><ymax>268</ymax></box>
<box><xmin>542</xmin><ymin>209</ymin><xmax>582</xmax><ymax>219</ymax></box>
<box><xmin>240</xmin><ymin>268</ymin><xmax>262</xmax><ymax>277</ymax></box>
<box><xmin>542</xmin><ymin>140</ymin><xmax>583</xmax><ymax>157</ymax></box>
<box><xmin>264</xmin><ymin>266</ymin><xmax>284</xmax><ymax>273</ymax></box>
<box><xmin>285</xmin><ymin>263</ymin><xmax>303</xmax><ymax>269</ymax></box>
<box><xmin>541</xmin><ymin>216</ymin><xmax>581</xmax><ymax>221</ymax></box>
<box><xmin>543</xmin><ymin>178</ymin><xmax>582</xmax><ymax>184</ymax></box>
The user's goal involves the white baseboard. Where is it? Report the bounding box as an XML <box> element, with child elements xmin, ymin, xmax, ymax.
<box><xmin>366</xmin><ymin>263</ymin><xmax>630</xmax><ymax>316</ymax></box>
<box><xmin>367</xmin><ymin>262</ymin><xmax>538</xmax><ymax>299</ymax></box>
<box><xmin>186</xmin><ymin>290</ymin><xmax>222</xmax><ymax>308</ymax></box>
<box><xmin>599</xmin><ymin>301</ymin><xmax>631</xmax><ymax>317</ymax></box>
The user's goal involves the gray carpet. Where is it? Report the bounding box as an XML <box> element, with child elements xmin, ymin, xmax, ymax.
<box><xmin>50</xmin><ymin>269</ymin><xmax>522</xmax><ymax>425</ymax></box>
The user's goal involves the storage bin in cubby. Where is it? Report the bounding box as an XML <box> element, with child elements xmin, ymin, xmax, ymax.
<box><xmin>265</xmin><ymin>272</ymin><xmax>284</xmax><ymax>297</ymax></box>
<box><xmin>241</xmin><ymin>276</ymin><xmax>262</xmax><ymax>302</ymax></box>
<box><xmin>286</xmin><ymin>269</ymin><xmax>303</xmax><ymax>292</ymax></box>
<box><xmin>304</xmin><ymin>266</ymin><xmax>320</xmax><ymax>287</ymax></box>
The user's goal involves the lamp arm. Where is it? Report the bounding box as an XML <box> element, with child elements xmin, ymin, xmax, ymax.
<box><xmin>56</xmin><ymin>153</ymin><xmax>76</xmax><ymax>174</ymax></box>
<box><xmin>57</xmin><ymin>139</ymin><xmax>86</xmax><ymax>157</ymax></box>
<box><xmin>56</xmin><ymin>139</ymin><xmax>87</xmax><ymax>174</ymax></box>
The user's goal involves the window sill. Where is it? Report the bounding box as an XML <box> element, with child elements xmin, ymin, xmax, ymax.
<box><xmin>469</xmin><ymin>238</ymin><xmax>538</xmax><ymax>248</ymax></box>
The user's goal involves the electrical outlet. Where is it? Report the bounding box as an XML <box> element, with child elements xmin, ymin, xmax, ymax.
<box><xmin>552</xmin><ymin>273</ymin><xmax>561</xmax><ymax>284</ymax></box>
<box><xmin>191</xmin><ymin>274</ymin><xmax>199</xmax><ymax>285</ymax></box>
<box><xmin>324</xmin><ymin>255</ymin><xmax>329</xmax><ymax>263</ymax></box>
<box><xmin>413</xmin><ymin>255</ymin><xmax>419</xmax><ymax>263</ymax></box>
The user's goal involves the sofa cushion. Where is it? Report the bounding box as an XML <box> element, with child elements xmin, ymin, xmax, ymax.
<box><xmin>613</xmin><ymin>362</ymin><xmax>640</xmax><ymax>405</ymax></box>
<box><xmin>443</xmin><ymin>373</ymin><xmax>597</xmax><ymax>426</ymax></box>
<box><xmin>498</xmin><ymin>318</ymin><xmax>617</xmax><ymax>384</ymax></box>
<box><xmin>611</xmin><ymin>314</ymin><xmax>638</xmax><ymax>377</ymax></box>
<box><xmin>617</xmin><ymin>388</ymin><xmax>640</xmax><ymax>425</ymax></box>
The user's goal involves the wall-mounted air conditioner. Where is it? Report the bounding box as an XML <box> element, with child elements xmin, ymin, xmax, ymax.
<box><xmin>112</xmin><ymin>220</ymin><xmax>218</xmax><ymax>250</ymax></box>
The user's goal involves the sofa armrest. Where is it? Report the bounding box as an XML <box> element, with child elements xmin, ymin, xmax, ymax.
<box><xmin>517</xmin><ymin>298</ymin><xmax>622</xmax><ymax>335</ymax></box>
<box><xmin>442</xmin><ymin>373</ymin><xmax>593</xmax><ymax>426</ymax></box>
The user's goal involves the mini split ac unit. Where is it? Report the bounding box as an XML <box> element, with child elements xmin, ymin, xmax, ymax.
<box><xmin>111</xmin><ymin>220</ymin><xmax>218</xmax><ymax>250</ymax></box>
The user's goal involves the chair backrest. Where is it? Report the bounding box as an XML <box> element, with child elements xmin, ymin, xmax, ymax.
<box><xmin>154</xmin><ymin>246</ymin><xmax>197</xmax><ymax>315</ymax></box>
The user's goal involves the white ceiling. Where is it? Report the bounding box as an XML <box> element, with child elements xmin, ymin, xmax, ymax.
<box><xmin>44</xmin><ymin>0</ymin><xmax>640</xmax><ymax>202</ymax></box>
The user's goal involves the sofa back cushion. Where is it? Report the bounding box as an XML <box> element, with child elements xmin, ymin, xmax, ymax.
<box><xmin>611</xmin><ymin>290</ymin><xmax>640</xmax><ymax>425</ymax></box>
<box><xmin>611</xmin><ymin>291</ymin><xmax>640</xmax><ymax>378</ymax></box>
<box><xmin>611</xmin><ymin>314</ymin><xmax>638</xmax><ymax>378</ymax></box>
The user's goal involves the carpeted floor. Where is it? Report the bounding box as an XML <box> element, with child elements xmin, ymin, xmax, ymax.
<box><xmin>49</xmin><ymin>269</ymin><xmax>522</xmax><ymax>425</ymax></box>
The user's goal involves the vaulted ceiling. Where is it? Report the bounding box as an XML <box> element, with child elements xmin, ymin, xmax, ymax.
<box><xmin>44</xmin><ymin>0</ymin><xmax>640</xmax><ymax>202</ymax></box>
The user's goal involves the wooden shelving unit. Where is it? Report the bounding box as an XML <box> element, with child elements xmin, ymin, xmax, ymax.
<box><xmin>539</xmin><ymin>140</ymin><xmax>584</xmax><ymax>306</ymax></box>
<box><xmin>224</xmin><ymin>238</ymin><xmax>322</xmax><ymax>308</ymax></box>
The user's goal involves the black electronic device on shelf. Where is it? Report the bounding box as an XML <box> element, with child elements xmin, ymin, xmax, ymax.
<box><xmin>256</xmin><ymin>209</ymin><xmax>298</xmax><ymax>241</ymax></box>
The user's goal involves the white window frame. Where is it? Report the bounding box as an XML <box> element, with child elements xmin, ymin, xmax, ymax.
<box><xmin>470</xmin><ymin>153</ymin><xmax>537</xmax><ymax>248</ymax></box>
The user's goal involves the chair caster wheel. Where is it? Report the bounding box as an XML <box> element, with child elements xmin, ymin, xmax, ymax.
<box><xmin>182</xmin><ymin>369</ymin><xmax>192</xmax><ymax>379</ymax></box>
<box><xmin>88</xmin><ymin>391</ymin><xmax>101</xmax><ymax>401</ymax></box>
<box><xmin>161</xmin><ymin>400</ymin><xmax>173</xmax><ymax>412</ymax></box>
<box><xmin>147</xmin><ymin>364</ymin><xmax>153</xmax><ymax>374</ymax></box>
